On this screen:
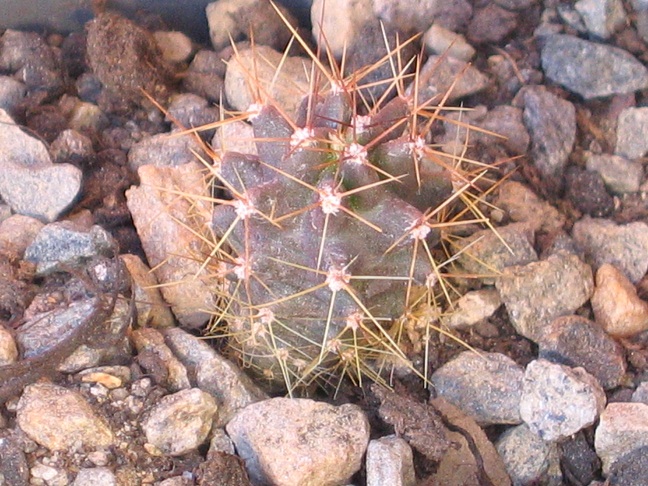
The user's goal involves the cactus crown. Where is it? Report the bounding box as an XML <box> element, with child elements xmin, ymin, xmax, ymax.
<box><xmin>187</xmin><ymin>11</ymin><xmax>498</xmax><ymax>395</ymax></box>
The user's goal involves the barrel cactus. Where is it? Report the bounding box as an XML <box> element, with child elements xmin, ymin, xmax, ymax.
<box><xmin>192</xmin><ymin>30</ymin><xmax>494</xmax><ymax>394</ymax></box>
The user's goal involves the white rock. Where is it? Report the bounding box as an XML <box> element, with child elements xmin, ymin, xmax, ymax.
<box><xmin>423</xmin><ymin>23</ymin><xmax>475</xmax><ymax>61</ymax></box>
<box><xmin>73</xmin><ymin>467</ymin><xmax>118</xmax><ymax>486</ymax></box>
<box><xmin>616</xmin><ymin>107</ymin><xmax>648</xmax><ymax>159</ymax></box>
<box><xmin>141</xmin><ymin>388</ymin><xmax>217</xmax><ymax>456</ymax></box>
<box><xmin>366</xmin><ymin>435</ymin><xmax>416</xmax><ymax>486</ymax></box>
<box><xmin>154</xmin><ymin>31</ymin><xmax>193</xmax><ymax>64</ymax></box>
<box><xmin>226</xmin><ymin>397</ymin><xmax>369</xmax><ymax>486</ymax></box>
<box><xmin>595</xmin><ymin>402</ymin><xmax>648</xmax><ymax>475</ymax></box>
<box><xmin>520</xmin><ymin>359</ymin><xmax>606</xmax><ymax>442</ymax></box>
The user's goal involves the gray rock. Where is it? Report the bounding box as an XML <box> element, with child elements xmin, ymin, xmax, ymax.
<box><xmin>311</xmin><ymin>0</ymin><xmax>375</xmax><ymax>58</ymax></box>
<box><xmin>422</xmin><ymin>23</ymin><xmax>475</xmax><ymax>61</ymax></box>
<box><xmin>224</xmin><ymin>45</ymin><xmax>314</xmax><ymax>118</ymax></box>
<box><xmin>615</xmin><ymin>107</ymin><xmax>648</xmax><ymax>159</ymax></box>
<box><xmin>226</xmin><ymin>398</ymin><xmax>369</xmax><ymax>486</ymax></box>
<box><xmin>16</xmin><ymin>383</ymin><xmax>114</xmax><ymax>451</ymax></box>
<box><xmin>585</xmin><ymin>152</ymin><xmax>643</xmax><ymax>194</ymax></box>
<box><xmin>0</xmin><ymin>76</ymin><xmax>25</xmax><ymax>115</ymax></box>
<box><xmin>126</xmin><ymin>162</ymin><xmax>221</xmax><ymax>328</ymax></box>
<box><xmin>206</xmin><ymin>0</ymin><xmax>297</xmax><ymax>52</ymax></box>
<box><xmin>467</xmin><ymin>3</ymin><xmax>518</xmax><ymax>45</ymax></box>
<box><xmin>538</xmin><ymin>315</ymin><xmax>626</xmax><ymax>390</ymax></box>
<box><xmin>163</xmin><ymin>327</ymin><xmax>268</xmax><ymax>427</ymax></box>
<box><xmin>73</xmin><ymin>468</ymin><xmax>118</xmax><ymax>486</ymax></box>
<box><xmin>166</xmin><ymin>93</ymin><xmax>218</xmax><ymax>135</ymax></box>
<box><xmin>559</xmin><ymin>432</ymin><xmax>601</xmax><ymax>486</ymax></box>
<box><xmin>431</xmin><ymin>0</ymin><xmax>473</xmax><ymax>32</ymax></box>
<box><xmin>632</xmin><ymin>381</ymin><xmax>648</xmax><ymax>405</ymax></box>
<box><xmin>141</xmin><ymin>388</ymin><xmax>217</xmax><ymax>456</ymax></box>
<box><xmin>575</xmin><ymin>0</ymin><xmax>627</xmax><ymax>39</ymax></box>
<box><xmin>457</xmin><ymin>222</ymin><xmax>538</xmax><ymax>284</ymax></box>
<box><xmin>495</xmin><ymin>181</ymin><xmax>565</xmax><ymax>233</ymax></box>
<box><xmin>520</xmin><ymin>359</ymin><xmax>606</xmax><ymax>442</ymax></box>
<box><xmin>182</xmin><ymin>49</ymin><xmax>225</xmax><ymax>103</ymax></box>
<box><xmin>496</xmin><ymin>423</ymin><xmax>563</xmax><ymax>486</ymax></box>
<box><xmin>634</xmin><ymin>0</ymin><xmax>648</xmax><ymax>43</ymax></box>
<box><xmin>50</xmin><ymin>129</ymin><xmax>94</xmax><ymax>165</ymax></box>
<box><xmin>0</xmin><ymin>109</ymin><xmax>82</xmax><ymax>223</ymax></box>
<box><xmin>608</xmin><ymin>446</ymin><xmax>648</xmax><ymax>486</ymax></box>
<box><xmin>516</xmin><ymin>85</ymin><xmax>576</xmax><ymax>185</ymax></box>
<box><xmin>594</xmin><ymin>402</ymin><xmax>648</xmax><ymax>475</ymax></box>
<box><xmin>496</xmin><ymin>251</ymin><xmax>594</xmax><ymax>343</ymax></box>
<box><xmin>127</xmin><ymin>131</ymin><xmax>207</xmax><ymax>171</ymax></box>
<box><xmin>572</xmin><ymin>217</ymin><xmax>648</xmax><ymax>283</ymax></box>
<box><xmin>493</xmin><ymin>0</ymin><xmax>537</xmax><ymax>9</ymax></box>
<box><xmin>366</xmin><ymin>435</ymin><xmax>416</xmax><ymax>486</ymax></box>
<box><xmin>212</xmin><ymin>119</ymin><xmax>258</xmax><ymax>156</ymax></box>
<box><xmin>410</xmin><ymin>54</ymin><xmax>489</xmax><ymax>103</ymax></box>
<box><xmin>208</xmin><ymin>428</ymin><xmax>236</xmax><ymax>455</ymax></box>
<box><xmin>442</xmin><ymin>289</ymin><xmax>502</xmax><ymax>330</ymax></box>
<box><xmin>431</xmin><ymin>351</ymin><xmax>525</xmax><ymax>426</ymax></box>
<box><xmin>0</xmin><ymin>433</ymin><xmax>29</xmax><ymax>485</ymax></box>
<box><xmin>540</xmin><ymin>34</ymin><xmax>648</xmax><ymax>99</ymax></box>
<box><xmin>24</xmin><ymin>221</ymin><xmax>115</xmax><ymax>276</ymax></box>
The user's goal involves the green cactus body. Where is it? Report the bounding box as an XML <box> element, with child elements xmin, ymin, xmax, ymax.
<box><xmin>207</xmin><ymin>74</ymin><xmax>485</xmax><ymax>392</ymax></box>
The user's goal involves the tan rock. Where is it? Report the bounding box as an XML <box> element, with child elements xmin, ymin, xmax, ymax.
<box><xmin>17</xmin><ymin>383</ymin><xmax>114</xmax><ymax>451</ymax></box>
<box><xmin>495</xmin><ymin>180</ymin><xmax>565</xmax><ymax>233</ymax></box>
<box><xmin>591</xmin><ymin>263</ymin><xmax>648</xmax><ymax>338</ymax></box>
<box><xmin>0</xmin><ymin>326</ymin><xmax>18</xmax><ymax>365</ymax></box>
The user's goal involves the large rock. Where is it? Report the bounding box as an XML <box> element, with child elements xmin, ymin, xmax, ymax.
<box><xmin>226</xmin><ymin>398</ymin><xmax>369</xmax><ymax>486</ymax></box>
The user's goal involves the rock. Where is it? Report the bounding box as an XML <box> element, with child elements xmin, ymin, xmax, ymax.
<box><xmin>131</xmin><ymin>327</ymin><xmax>191</xmax><ymax>392</ymax></box>
<box><xmin>16</xmin><ymin>383</ymin><xmax>114</xmax><ymax>451</ymax></box>
<box><xmin>366</xmin><ymin>435</ymin><xmax>416</xmax><ymax>486</ymax></box>
<box><xmin>0</xmin><ymin>326</ymin><xmax>18</xmax><ymax>365</ymax></box>
<box><xmin>206</xmin><ymin>0</ymin><xmax>297</xmax><ymax>52</ymax></box>
<box><xmin>585</xmin><ymin>152</ymin><xmax>643</xmax><ymax>194</ymax></box>
<box><xmin>591</xmin><ymin>263</ymin><xmax>648</xmax><ymax>338</ymax></box>
<box><xmin>0</xmin><ymin>76</ymin><xmax>26</xmax><ymax>115</ymax></box>
<box><xmin>371</xmin><ymin>0</ymin><xmax>439</xmax><ymax>33</ymax></box>
<box><xmin>73</xmin><ymin>467</ymin><xmax>118</xmax><ymax>486</ymax></box>
<box><xmin>85</xmin><ymin>12</ymin><xmax>172</xmax><ymax>106</ymax></box>
<box><xmin>431</xmin><ymin>0</ymin><xmax>473</xmax><ymax>32</ymax></box>
<box><xmin>540</xmin><ymin>34</ymin><xmax>648</xmax><ymax>99</ymax></box>
<box><xmin>126</xmin><ymin>162</ymin><xmax>221</xmax><ymax>328</ymax></box>
<box><xmin>410</xmin><ymin>54</ymin><xmax>489</xmax><ymax>103</ymax></box>
<box><xmin>422</xmin><ymin>23</ymin><xmax>475</xmax><ymax>61</ymax></box>
<box><xmin>224</xmin><ymin>45</ymin><xmax>314</xmax><ymax>118</ymax></box>
<box><xmin>467</xmin><ymin>3</ymin><xmax>518</xmax><ymax>44</ymax></box>
<box><xmin>520</xmin><ymin>359</ymin><xmax>606</xmax><ymax>442</ymax></box>
<box><xmin>442</xmin><ymin>289</ymin><xmax>501</xmax><ymax>330</ymax></box>
<box><xmin>226</xmin><ymin>398</ymin><xmax>369</xmax><ymax>486</ymax></box>
<box><xmin>496</xmin><ymin>423</ymin><xmax>563</xmax><ymax>486</ymax></box>
<box><xmin>166</xmin><ymin>93</ymin><xmax>219</xmax><ymax>135</ymax></box>
<box><xmin>212</xmin><ymin>119</ymin><xmax>258</xmax><ymax>156</ymax></box>
<box><xmin>50</xmin><ymin>129</ymin><xmax>95</xmax><ymax>166</ymax></box>
<box><xmin>141</xmin><ymin>388</ymin><xmax>217</xmax><ymax>456</ymax></box>
<box><xmin>538</xmin><ymin>315</ymin><xmax>626</xmax><ymax>389</ymax></box>
<box><xmin>615</xmin><ymin>107</ymin><xmax>648</xmax><ymax>159</ymax></box>
<box><xmin>153</xmin><ymin>31</ymin><xmax>194</xmax><ymax>64</ymax></box>
<box><xmin>24</xmin><ymin>221</ymin><xmax>115</xmax><ymax>276</ymax></box>
<box><xmin>0</xmin><ymin>433</ymin><xmax>29</xmax><ymax>485</ymax></box>
<box><xmin>0</xmin><ymin>109</ymin><xmax>82</xmax><ymax>223</ymax></box>
<box><xmin>572</xmin><ymin>217</ymin><xmax>648</xmax><ymax>283</ymax></box>
<box><xmin>127</xmin><ymin>131</ymin><xmax>207</xmax><ymax>171</ymax></box>
<box><xmin>120</xmin><ymin>254</ymin><xmax>176</xmax><ymax>328</ymax></box>
<box><xmin>493</xmin><ymin>0</ymin><xmax>537</xmax><ymax>9</ymax></box>
<box><xmin>632</xmin><ymin>381</ymin><xmax>648</xmax><ymax>405</ymax></box>
<box><xmin>31</xmin><ymin>463</ymin><xmax>68</xmax><ymax>485</ymax></box>
<box><xmin>496</xmin><ymin>252</ymin><xmax>594</xmax><ymax>343</ymax></box>
<box><xmin>182</xmin><ymin>49</ymin><xmax>225</xmax><ymax>103</ymax></box>
<box><xmin>457</xmin><ymin>222</ymin><xmax>538</xmax><ymax>284</ymax></box>
<box><xmin>431</xmin><ymin>351</ymin><xmax>524</xmax><ymax>426</ymax></box>
<box><xmin>77</xmin><ymin>366</ymin><xmax>131</xmax><ymax>390</ymax></box>
<box><xmin>163</xmin><ymin>327</ymin><xmax>268</xmax><ymax>426</ymax></box>
<box><xmin>608</xmin><ymin>446</ymin><xmax>648</xmax><ymax>485</ymax></box>
<box><xmin>515</xmin><ymin>85</ymin><xmax>576</xmax><ymax>187</ymax></box>
<box><xmin>0</xmin><ymin>30</ymin><xmax>63</xmax><ymax>95</ymax></box>
<box><xmin>565</xmin><ymin>166</ymin><xmax>615</xmax><ymax>217</ymax></box>
<box><xmin>0</xmin><ymin>214</ymin><xmax>43</xmax><ymax>259</ymax></box>
<box><xmin>311</xmin><ymin>0</ymin><xmax>375</xmax><ymax>58</ymax></box>
<box><xmin>495</xmin><ymin>181</ymin><xmax>565</xmax><ymax>233</ymax></box>
<box><xmin>209</xmin><ymin>428</ymin><xmax>236</xmax><ymax>455</ymax></box>
<box><xmin>575</xmin><ymin>0</ymin><xmax>627</xmax><ymax>39</ymax></box>
<box><xmin>559</xmin><ymin>432</ymin><xmax>601</xmax><ymax>486</ymax></box>
<box><xmin>68</xmin><ymin>101</ymin><xmax>109</xmax><ymax>136</ymax></box>
<box><xmin>594</xmin><ymin>402</ymin><xmax>648</xmax><ymax>475</ymax></box>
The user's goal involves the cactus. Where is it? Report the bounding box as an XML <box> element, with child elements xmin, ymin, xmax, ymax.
<box><xmin>186</xmin><ymin>18</ymin><xmax>496</xmax><ymax>394</ymax></box>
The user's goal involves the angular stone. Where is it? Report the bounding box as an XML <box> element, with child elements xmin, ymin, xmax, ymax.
<box><xmin>366</xmin><ymin>435</ymin><xmax>416</xmax><ymax>486</ymax></box>
<box><xmin>595</xmin><ymin>402</ymin><xmax>648</xmax><ymax>475</ymax></box>
<box><xmin>615</xmin><ymin>107</ymin><xmax>648</xmax><ymax>159</ymax></box>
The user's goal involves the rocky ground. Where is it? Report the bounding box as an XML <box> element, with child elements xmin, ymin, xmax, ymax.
<box><xmin>1</xmin><ymin>0</ymin><xmax>648</xmax><ymax>485</ymax></box>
